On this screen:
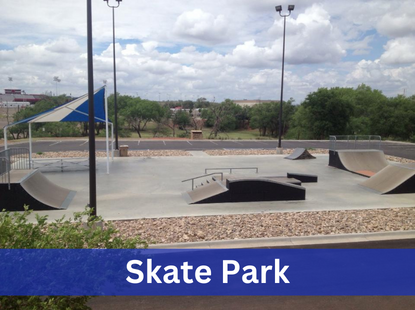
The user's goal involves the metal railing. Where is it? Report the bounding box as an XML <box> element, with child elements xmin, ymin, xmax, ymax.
<box><xmin>329</xmin><ymin>135</ymin><xmax>382</xmax><ymax>151</ymax></box>
<box><xmin>0</xmin><ymin>147</ymin><xmax>31</xmax><ymax>170</ymax></box>
<box><xmin>32</xmin><ymin>158</ymin><xmax>89</xmax><ymax>173</ymax></box>
<box><xmin>0</xmin><ymin>147</ymin><xmax>31</xmax><ymax>190</ymax></box>
<box><xmin>182</xmin><ymin>172</ymin><xmax>224</xmax><ymax>191</ymax></box>
<box><xmin>204</xmin><ymin>167</ymin><xmax>259</xmax><ymax>174</ymax></box>
<box><xmin>0</xmin><ymin>158</ymin><xmax>11</xmax><ymax>189</ymax></box>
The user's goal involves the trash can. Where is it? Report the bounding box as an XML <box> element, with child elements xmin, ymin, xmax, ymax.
<box><xmin>191</xmin><ymin>130</ymin><xmax>203</xmax><ymax>140</ymax></box>
<box><xmin>119</xmin><ymin>145</ymin><xmax>129</xmax><ymax>157</ymax></box>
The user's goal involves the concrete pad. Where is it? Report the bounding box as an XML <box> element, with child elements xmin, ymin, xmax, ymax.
<box><xmin>21</xmin><ymin>154</ymin><xmax>415</xmax><ymax>222</ymax></box>
<box><xmin>188</xmin><ymin>151</ymin><xmax>210</xmax><ymax>157</ymax></box>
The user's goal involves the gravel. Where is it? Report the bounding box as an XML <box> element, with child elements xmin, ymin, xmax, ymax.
<box><xmin>32</xmin><ymin>150</ymin><xmax>191</xmax><ymax>158</ymax></box>
<box><xmin>112</xmin><ymin>208</ymin><xmax>415</xmax><ymax>244</ymax></box>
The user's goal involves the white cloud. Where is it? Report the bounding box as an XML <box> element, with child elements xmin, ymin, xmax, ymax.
<box><xmin>225</xmin><ymin>40</ymin><xmax>277</xmax><ymax>68</ymax></box>
<box><xmin>380</xmin><ymin>37</ymin><xmax>415</xmax><ymax>65</ymax></box>
<box><xmin>173</xmin><ymin>9</ymin><xmax>230</xmax><ymax>44</ymax></box>
<box><xmin>376</xmin><ymin>2</ymin><xmax>415</xmax><ymax>38</ymax></box>
<box><xmin>1</xmin><ymin>1</ymin><xmax>415</xmax><ymax>101</ymax></box>
<box><xmin>268</xmin><ymin>4</ymin><xmax>346</xmax><ymax>64</ymax></box>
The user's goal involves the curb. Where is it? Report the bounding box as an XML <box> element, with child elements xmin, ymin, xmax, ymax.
<box><xmin>149</xmin><ymin>230</ymin><xmax>415</xmax><ymax>249</ymax></box>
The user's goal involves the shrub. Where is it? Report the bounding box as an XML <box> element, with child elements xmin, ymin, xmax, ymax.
<box><xmin>0</xmin><ymin>207</ymin><xmax>147</xmax><ymax>309</ymax></box>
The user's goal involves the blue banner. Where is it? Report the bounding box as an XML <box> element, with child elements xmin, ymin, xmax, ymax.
<box><xmin>0</xmin><ymin>249</ymin><xmax>414</xmax><ymax>296</ymax></box>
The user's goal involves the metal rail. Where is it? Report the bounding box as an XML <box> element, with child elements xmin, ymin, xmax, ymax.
<box><xmin>0</xmin><ymin>147</ymin><xmax>30</xmax><ymax>190</ymax></box>
<box><xmin>329</xmin><ymin>135</ymin><xmax>382</xmax><ymax>151</ymax></box>
<box><xmin>182</xmin><ymin>172</ymin><xmax>224</xmax><ymax>191</ymax></box>
<box><xmin>204</xmin><ymin>167</ymin><xmax>259</xmax><ymax>174</ymax></box>
<box><xmin>32</xmin><ymin>158</ymin><xmax>89</xmax><ymax>173</ymax></box>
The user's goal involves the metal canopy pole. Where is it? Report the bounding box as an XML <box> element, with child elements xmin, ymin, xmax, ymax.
<box><xmin>3</xmin><ymin>125</ymin><xmax>8</xmax><ymax>150</ymax></box>
<box><xmin>104</xmin><ymin>86</ymin><xmax>110</xmax><ymax>174</ymax></box>
<box><xmin>28</xmin><ymin>123</ymin><xmax>32</xmax><ymax>169</ymax></box>
<box><xmin>87</xmin><ymin>0</ymin><xmax>97</xmax><ymax>217</ymax></box>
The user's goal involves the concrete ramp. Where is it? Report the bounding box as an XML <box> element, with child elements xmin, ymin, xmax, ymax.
<box><xmin>184</xmin><ymin>178</ymin><xmax>305</xmax><ymax>204</ymax></box>
<box><xmin>0</xmin><ymin>170</ymin><xmax>76</xmax><ymax>211</ymax></box>
<box><xmin>360</xmin><ymin>165</ymin><xmax>415</xmax><ymax>194</ymax></box>
<box><xmin>329</xmin><ymin>150</ymin><xmax>388</xmax><ymax>177</ymax></box>
<box><xmin>285</xmin><ymin>148</ymin><xmax>316</xmax><ymax>160</ymax></box>
<box><xmin>184</xmin><ymin>180</ymin><xmax>228</xmax><ymax>204</ymax></box>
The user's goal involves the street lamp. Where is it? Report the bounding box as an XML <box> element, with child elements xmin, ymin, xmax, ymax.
<box><xmin>53</xmin><ymin>76</ymin><xmax>61</xmax><ymax>96</ymax></box>
<box><xmin>275</xmin><ymin>4</ymin><xmax>294</xmax><ymax>151</ymax></box>
<box><xmin>103</xmin><ymin>0</ymin><xmax>122</xmax><ymax>150</ymax></box>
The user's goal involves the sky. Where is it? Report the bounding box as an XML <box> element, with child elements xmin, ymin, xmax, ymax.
<box><xmin>1</xmin><ymin>0</ymin><xmax>414</xmax><ymax>103</ymax></box>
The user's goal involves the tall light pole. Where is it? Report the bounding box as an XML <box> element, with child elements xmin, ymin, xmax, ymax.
<box><xmin>104</xmin><ymin>0</ymin><xmax>122</xmax><ymax>150</ymax></box>
<box><xmin>275</xmin><ymin>4</ymin><xmax>294</xmax><ymax>151</ymax></box>
<box><xmin>53</xmin><ymin>76</ymin><xmax>61</xmax><ymax>96</ymax></box>
<box><xmin>87</xmin><ymin>0</ymin><xmax>97</xmax><ymax>216</ymax></box>
<box><xmin>7</xmin><ymin>77</ymin><xmax>13</xmax><ymax>125</ymax></box>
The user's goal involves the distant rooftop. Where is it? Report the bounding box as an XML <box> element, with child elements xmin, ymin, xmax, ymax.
<box><xmin>1</xmin><ymin>89</ymin><xmax>46</xmax><ymax>104</ymax></box>
<box><xmin>233</xmin><ymin>99</ymin><xmax>278</xmax><ymax>107</ymax></box>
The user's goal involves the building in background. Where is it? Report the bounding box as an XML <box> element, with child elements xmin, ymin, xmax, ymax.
<box><xmin>233</xmin><ymin>99</ymin><xmax>277</xmax><ymax>107</ymax></box>
<box><xmin>0</xmin><ymin>89</ymin><xmax>46</xmax><ymax>108</ymax></box>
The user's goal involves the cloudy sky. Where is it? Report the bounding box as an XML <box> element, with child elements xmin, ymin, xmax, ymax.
<box><xmin>1</xmin><ymin>0</ymin><xmax>414</xmax><ymax>103</ymax></box>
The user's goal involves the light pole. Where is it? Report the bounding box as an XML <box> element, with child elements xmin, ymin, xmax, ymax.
<box><xmin>87</xmin><ymin>0</ymin><xmax>97</xmax><ymax>216</ymax></box>
<box><xmin>53</xmin><ymin>76</ymin><xmax>61</xmax><ymax>96</ymax></box>
<box><xmin>104</xmin><ymin>0</ymin><xmax>122</xmax><ymax>150</ymax></box>
<box><xmin>7</xmin><ymin>77</ymin><xmax>12</xmax><ymax>125</ymax></box>
<box><xmin>275</xmin><ymin>4</ymin><xmax>294</xmax><ymax>151</ymax></box>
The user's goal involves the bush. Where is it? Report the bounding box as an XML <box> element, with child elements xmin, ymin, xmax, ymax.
<box><xmin>0</xmin><ymin>207</ymin><xmax>147</xmax><ymax>309</ymax></box>
<box><xmin>177</xmin><ymin>132</ymin><xmax>189</xmax><ymax>138</ymax></box>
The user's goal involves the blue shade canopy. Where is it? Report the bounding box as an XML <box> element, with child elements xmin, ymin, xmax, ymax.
<box><xmin>9</xmin><ymin>87</ymin><xmax>108</xmax><ymax>126</ymax></box>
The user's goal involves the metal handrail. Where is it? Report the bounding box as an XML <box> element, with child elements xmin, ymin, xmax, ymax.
<box><xmin>182</xmin><ymin>172</ymin><xmax>224</xmax><ymax>190</ymax></box>
<box><xmin>205</xmin><ymin>167</ymin><xmax>259</xmax><ymax>174</ymax></box>
<box><xmin>329</xmin><ymin>135</ymin><xmax>381</xmax><ymax>151</ymax></box>
<box><xmin>0</xmin><ymin>147</ymin><xmax>31</xmax><ymax>170</ymax></box>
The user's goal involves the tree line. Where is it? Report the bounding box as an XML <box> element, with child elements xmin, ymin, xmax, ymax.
<box><xmin>3</xmin><ymin>84</ymin><xmax>415</xmax><ymax>142</ymax></box>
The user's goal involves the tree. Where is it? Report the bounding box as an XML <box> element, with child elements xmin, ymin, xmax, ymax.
<box><xmin>204</xmin><ymin>99</ymin><xmax>236</xmax><ymax>138</ymax></box>
<box><xmin>301</xmin><ymin>88</ymin><xmax>354</xmax><ymax>139</ymax></box>
<box><xmin>249</xmin><ymin>101</ymin><xmax>295</xmax><ymax>137</ymax></box>
<box><xmin>121</xmin><ymin>99</ymin><xmax>164</xmax><ymax>138</ymax></box>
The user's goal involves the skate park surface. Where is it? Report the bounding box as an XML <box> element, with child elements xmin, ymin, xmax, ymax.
<box><xmin>23</xmin><ymin>153</ymin><xmax>415</xmax><ymax>222</ymax></box>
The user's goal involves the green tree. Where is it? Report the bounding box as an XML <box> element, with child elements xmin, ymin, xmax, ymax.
<box><xmin>249</xmin><ymin>100</ymin><xmax>295</xmax><ymax>137</ymax></box>
<box><xmin>204</xmin><ymin>99</ymin><xmax>237</xmax><ymax>138</ymax></box>
<box><xmin>121</xmin><ymin>98</ymin><xmax>164</xmax><ymax>138</ymax></box>
<box><xmin>301</xmin><ymin>88</ymin><xmax>354</xmax><ymax>139</ymax></box>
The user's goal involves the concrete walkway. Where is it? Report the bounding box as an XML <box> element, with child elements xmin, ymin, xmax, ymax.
<box><xmin>27</xmin><ymin>154</ymin><xmax>415</xmax><ymax>222</ymax></box>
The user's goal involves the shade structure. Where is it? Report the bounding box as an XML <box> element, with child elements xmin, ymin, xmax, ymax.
<box><xmin>3</xmin><ymin>86</ymin><xmax>113</xmax><ymax>174</ymax></box>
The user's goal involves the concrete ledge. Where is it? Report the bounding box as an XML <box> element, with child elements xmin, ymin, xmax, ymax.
<box><xmin>149</xmin><ymin>230</ymin><xmax>415</xmax><ymax>249</ymax></box>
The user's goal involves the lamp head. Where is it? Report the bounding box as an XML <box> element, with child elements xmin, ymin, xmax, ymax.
<box><xmin>275</xmin><ymin>5</ymin><xmax>282</xmax><ymax>12</ymax></box>
<box><xmin>288</xmin><ymin>5</ymin><xmax>295</xmax><ymax>11</ymax></box>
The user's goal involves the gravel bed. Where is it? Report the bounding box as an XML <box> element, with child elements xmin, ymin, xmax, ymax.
<box><xmin>32</xmin><ymin>150</ymin><xmax>191</xmax><ymax>158</ymax></box>
<box><xmin>385</xmin><ymin>155</ymin><xmax>415</xmax><ymax>164</ymax></box>
<box><xmin>205</xmin><ymin>148</ymin><xmax>328</xmax><ymax>156</ymax></box>
<box><xmin>112</xmin><ymin>207</ymin><xmax>415</xmax><ymax>244</ymax></box>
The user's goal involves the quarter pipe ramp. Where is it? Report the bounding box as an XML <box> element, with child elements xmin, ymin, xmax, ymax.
<box><xmin>0</xmin><ymin>170</ymin><xmax>76</xmax><ymax>211</ymax></box>
<box><xmin>329</xmin><ymin>149</ymin><xmax>388</xmax><ymax>177</ymax></box>
<box><xmin>360</xmin><ymin>164</ymin><xmax>415</xmax><ymax>194</ymax></box>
